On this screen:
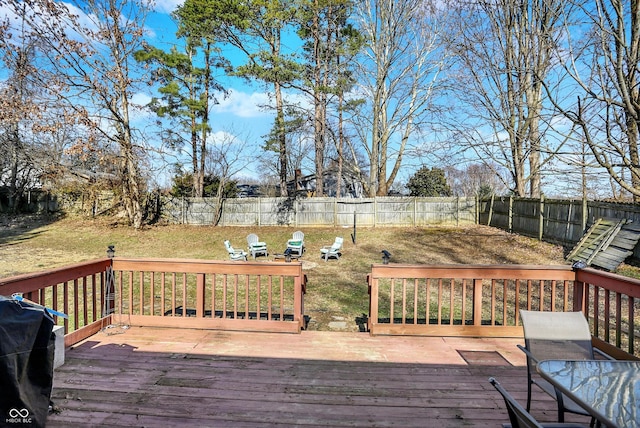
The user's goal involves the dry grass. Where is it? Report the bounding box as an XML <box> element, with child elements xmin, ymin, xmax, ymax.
<box><xmin>0</xmin><ymin>214</ymin><xmax>570</xmax><ymax>330</ymax></box>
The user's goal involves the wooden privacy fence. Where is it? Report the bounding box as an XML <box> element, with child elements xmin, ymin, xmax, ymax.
<box><xmin>110</xmin><ymin>258</ymin><xmax>307</xmax><ymax>334</ymax></box>
<box><xmin>367</xmin><ymin>264</ymin><xmax>640</xmax><ymax>359</ymax></box>
<box><xmin>162</xmin><ymin>196</ymin><xmax>477</xmax><ymax>227</ymax></box>
<box><xmin>479</xmin><ymin>196</ymin><xmax>640</xmax><ymax>256</ymax></box>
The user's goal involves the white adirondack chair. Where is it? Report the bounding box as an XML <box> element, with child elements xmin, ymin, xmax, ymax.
<box><xmin>286</xmin><ymin>231</ymin><xmax>305</xmax><ymax>256</ymax></box>
<box><xmin>224</xmin><ymin>240</ymin><xmax>247</xmax><ymax>261</ymax></box>
<box><xmin>246</xmin><ymin>234</ymin><xmax>268</xmax><ymax>259</ymax></box>
<box><xmin>320</xmin><ymin>237</ymin><xmax>343</xmax><ymax>261</ymax></box>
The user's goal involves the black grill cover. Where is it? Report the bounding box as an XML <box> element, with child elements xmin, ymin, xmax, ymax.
<box><xmin>0</xmin><ymin>296</ymin><xmax>55</xmax><ymax>428</ymax></box>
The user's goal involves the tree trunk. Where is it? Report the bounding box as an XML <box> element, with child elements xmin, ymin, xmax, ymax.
<box><xmin>275</xmin><ymin>81</ymin><xmax>288</xmax><ymax>197</ymax></box>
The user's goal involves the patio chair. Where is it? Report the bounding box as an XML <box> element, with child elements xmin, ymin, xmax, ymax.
<box><xmin>246</xmin><ymin>233</ymin><xmax>268</xmax><ymax>259</ymax></box>
<box><xmin>286</xmin><ymin>231</ymin><xmax>305</xmax><ymax>256</ymax></box>
<box><xmin>320</xmin><ymin>237</ymin><xmax>343</xmax><ymax>261</ymax></box>
<box><xmin>518</xmin><ymin>310</ymin><xmax>611</xmax><ymax>423</ymax></box>
<box><xmin>224</xmin><ymin>240</ymin><xmax>247</xmax><ymax>261</ymax></box>
<box><xmin>489</xmin><ymin>377</ymin><xmax>589</xmax><ymax>428</ymax></box>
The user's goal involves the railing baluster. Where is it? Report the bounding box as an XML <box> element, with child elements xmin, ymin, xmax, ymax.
<box><xmin>280</xmin><ymin>276</ymin><xmax>284</xmax><ymax>321</ymax></box>
<box><xmin>437</xmin><ymin>279</ymin><xmax>442</xmax><ymax>325</ymax></box>
<box><xmin>267</xmin><ymin>275</ymin><xmax>273</xmax><ymax>321</ymax></box>
<box><xmin>233</xmin><ymin>274</ymin><xmax>238</xmax><ymax>319</ymax></box>
<box><xmin>402</xmin><ymin>279</ymin><xmax>407</xmax><ymax>325</ymax></box>
<box><xmin>245</xmin><ymin>275</ymin><xmax>250</xmax><ymax>319</ymax></box>
<box><xmin>461</xmin><ymin>279</ymin><xmax>467</xmax><ymax>325</ymax></box>
<box><xmin>616</xmin><ymin>293</ymin><xmax>622</xmax><ymax>349</ymax></box>
<box><xmin>82</xmin><ymin>276</ymin><xmax>88</xmax><ymax>326</ymax></box>
<box><xmin>390</xmin><ymin>279</ymin><xmax>395</xmax><ymax>325</ymax></box>
<box><xmin>449</xmin><ymin>279</ymin><xmax>454</xmax><ymax>326</ymax></box>
<box><xmin>150</xmin><ymin>272</ymin><xmax>155</xmax><ymax>317</ymax></box>
<box><xmin>73</xmin><ymin>279</ymin><xmax>79</xmax><ymax>332</ymax></box>
<box><xmin>257</xmin><ymin>275</ymin><xmax>261</xmax><ymax>320</ymax></box>
<box><xmin>605</xmin><ymin>290</ymin><xmax>611</xmax><ymax>343</ymax></box>
<box><xmin>629</xmin><ymin>297</ymin><xmax>635</xmax><ymax>355</ymax></box>
<box><xmin>413</xmin><ymin>279</ymin><xmax>418</xmax><ymax>325</ymax></box>
<box><xmin>63</xmin><ymin>281</ymin><xmax>69</xmax><ymax>334</ymax></box>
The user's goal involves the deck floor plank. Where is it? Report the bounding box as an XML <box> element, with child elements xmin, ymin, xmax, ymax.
<box><xmin>47</xmin><ymin>327</ymin><xmax>590</xmax><ymax>427</ymax></box>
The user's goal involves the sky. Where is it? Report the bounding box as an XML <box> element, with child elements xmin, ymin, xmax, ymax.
<box><xmin>0</xmin><ymin>1</ymin><xmax>622</xmax><ymax>198</ymax></box>
<box><xmin>140</xmin><ymin>0</ymin><xmax>280</xmax><ymax>185</ymax></box>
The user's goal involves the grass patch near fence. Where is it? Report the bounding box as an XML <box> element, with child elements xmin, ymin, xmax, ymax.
<box><xmin>1</xmin><ymin>215</ymin><xmax>574</xmax><ymax>330</ymax></box>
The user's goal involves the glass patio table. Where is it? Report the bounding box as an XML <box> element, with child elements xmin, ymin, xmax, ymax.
<box><xmin>536</xmin><ymin>359</ymin><xmax>640</xmax><ymax>428</ymax></box>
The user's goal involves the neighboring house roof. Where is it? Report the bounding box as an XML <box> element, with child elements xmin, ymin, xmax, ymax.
<box><xmin>287</xmin><ymin>169</ymin><xmax>364</xmax><ymax>198</ymax></box>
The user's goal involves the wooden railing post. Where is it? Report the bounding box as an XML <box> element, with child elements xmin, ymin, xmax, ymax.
<box><xmin>473</xmin><ymin>279</ymin><xmax>483</xmax><ymax>326</ymax></box>
<box><xmin>105</xmin><ymin>246</ymin><xmax>116</xmax><ymax>316</ymax></box>
<box><xmin>196</xmin><ymin>273</ymin><xmax>205</xmax><ymax>318</ymax></box>
<box><xmin>573</xmin><ymin>272</ymin><xmax>585</xmax><ymax>313</ymax></box>
<box><xmin>368</xmin><ymin>272</ymin><xmax>378</xmax><ymax>333</ymax></box>
<box><xmin>294</xmin><ymin>272</ymin><xmax>306</xmax><ymax>331</ymax></box>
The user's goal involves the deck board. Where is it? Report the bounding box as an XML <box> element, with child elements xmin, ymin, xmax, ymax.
<box><xmin>47</xmin><ymin>327</ymin><xmax>590</xmax><ymax>427</ymax></box>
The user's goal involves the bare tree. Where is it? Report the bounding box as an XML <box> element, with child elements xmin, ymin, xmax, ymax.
<box><xmin>352</xmin><ymin>0</ymin><xmax>450</xmax><ymax>196</ymax></box>
<box><xmin>205</xmin><ymin>128</ymin><xmax>253</xmax><ymax>225</ymax></box>
<box><xmin>448</xmin><ymin>0</ymin><xmax>570</xmax><ymax>197</ymax></box>
<box><xmin>553</xmin><ymin>0</ymin><xmax>640</xmax><ymax>200</ymax></box>
<box><xmin>0</xmin><ymin>23</ymin><xmax>41</xmax><ymax>211</ymax></box>
<box><xmin>445</xmin><ymin>163</ymin><xmax>509</xmax><ymax>197</ymax></box>
<box><xmin>1</xmin><ymin>0</ymin><xmax>151</xmax><ymax>227</ymax></box>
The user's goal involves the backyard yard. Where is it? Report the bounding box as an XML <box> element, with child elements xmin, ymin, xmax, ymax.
<box><xmin>0</xmin><ymin>214</ymin><xmax>570</xmax><ymax>331</ymax></box>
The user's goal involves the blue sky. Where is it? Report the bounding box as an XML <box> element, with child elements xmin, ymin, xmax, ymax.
<box><xmin>140</xmin><ymin>0</ymin><xmax>280</xmax><ymax>185</ymax></box>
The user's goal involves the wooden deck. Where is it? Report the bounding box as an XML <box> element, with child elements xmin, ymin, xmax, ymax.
<box><xmin>47</xmin><ymin>328</ymin><xmax>591</xmax><ymax>427</ymax></box>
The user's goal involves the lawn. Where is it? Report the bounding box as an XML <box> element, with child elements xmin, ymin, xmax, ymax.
<box><xmin>0</xmin><ymin>214</ymin><xmax>569</xmax><ymax>330</ymax></box>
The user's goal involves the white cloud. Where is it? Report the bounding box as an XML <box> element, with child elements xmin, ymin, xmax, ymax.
<box><xmin>212</xmin><ymin>89</ymin><xmax>272</xmax><ymax>118</ymax></box>
<box><xmin>154</xmin><ymin>0</ymin><xmax>183</xmax><ymax>14</ymax></box>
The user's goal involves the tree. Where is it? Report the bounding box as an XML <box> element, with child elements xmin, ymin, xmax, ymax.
<box><xmin>448</xmin><ymin>0</ymin><xmax>570</xmax><ymax>198</ymax></box>
<box><xmin>183</xmin><ymin>0</ymin><xmax>302</xmax><ymax>197</ymax></box>
<box><xmin>204</xmin><ymin>128</ymin><xmax>253</xmax><ymax>224</ymax></box>
<box><xmin>352</xmin><ymin>0</ymin><xmax>450</xmax><ymax>196</ymax></box>
<box><xmin>135</xmin><ymin>40</ymin><xmax>226</xmax><ymax>198</ymax></box>
<box><xmin>295</xmin><ymin>0</ymin><xmax>359</xmax><ymax>197</ymax></box>
<box><xmin>0</xmin><ymin>24</ymin><xmax>41</xmax><ymax>212</ymax></box>
<box><xmin>445</xmin><ymin>163</ymin><xmax>508</xmax><ymax>197</ymax></box>
<box><xmin>406</xmin><ymin>166</ymin><xmax>451</xmax><ymax>197</ymax></box>
<box><xmin>552</xmin><ymin>0</ymin><xmax>640</xmax><ymax>200</ymax></box>
<box><xmin>170</xmin><ymin>173</ymin><xmax>237</xmax><ymax>198</ymax></box>
<box><xmin>0</xmin><ymin>0</ymin><xmax>152</xmax><ymax>228</ymax></box>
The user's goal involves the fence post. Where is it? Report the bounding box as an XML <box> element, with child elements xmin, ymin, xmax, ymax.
<box><xmin>582</xmin><ymin>196</ymin><xmax>588</xmax><ymax>233</ymax></box>
<box><xmin>508</xmin><ymin>196</ymin><xmax>513</xmax><ymax>232</ymax></box>
<box><xmin>488</xmin><ymin>194</ymin><xmax>494</xmax><ymax>226</ymax></box>
<box><xmin>374</xmin><ymin>197</ymin><xmax>377</xmax><ymax>227</ymax></box>
<box><xmin>539</xmin><ymin>195</ymin><xmax>545</xmax><ymax>241</ymax></box>
<box><xmin>181</xmin><ymin>197</ymin><xmax>185</xmax><ymax>225</ymax></box>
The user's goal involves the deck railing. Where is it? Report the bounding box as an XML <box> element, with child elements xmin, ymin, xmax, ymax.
<box><xmin>0</xmin><ymin>258</ymin><xmax>307</xmax><ymax>345</ymax></box>
<box><xmin>110</xmin><ymin>258</ymin><xmax>307</xmax><ymax>334</ymax></box>
<box><xmin>0</xmin><ymin>260</ymin><xmax>112</xmax><ymax>347</ymax></box>
<box><xmin>2</xmin><ymin>259</ymin><xmax>639</xmax><ymax>358</ymax></box>
<box><xmin>367</xmin><ymin>264</ymin><xmax>640</xmax><ymax>359</ymax></box>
